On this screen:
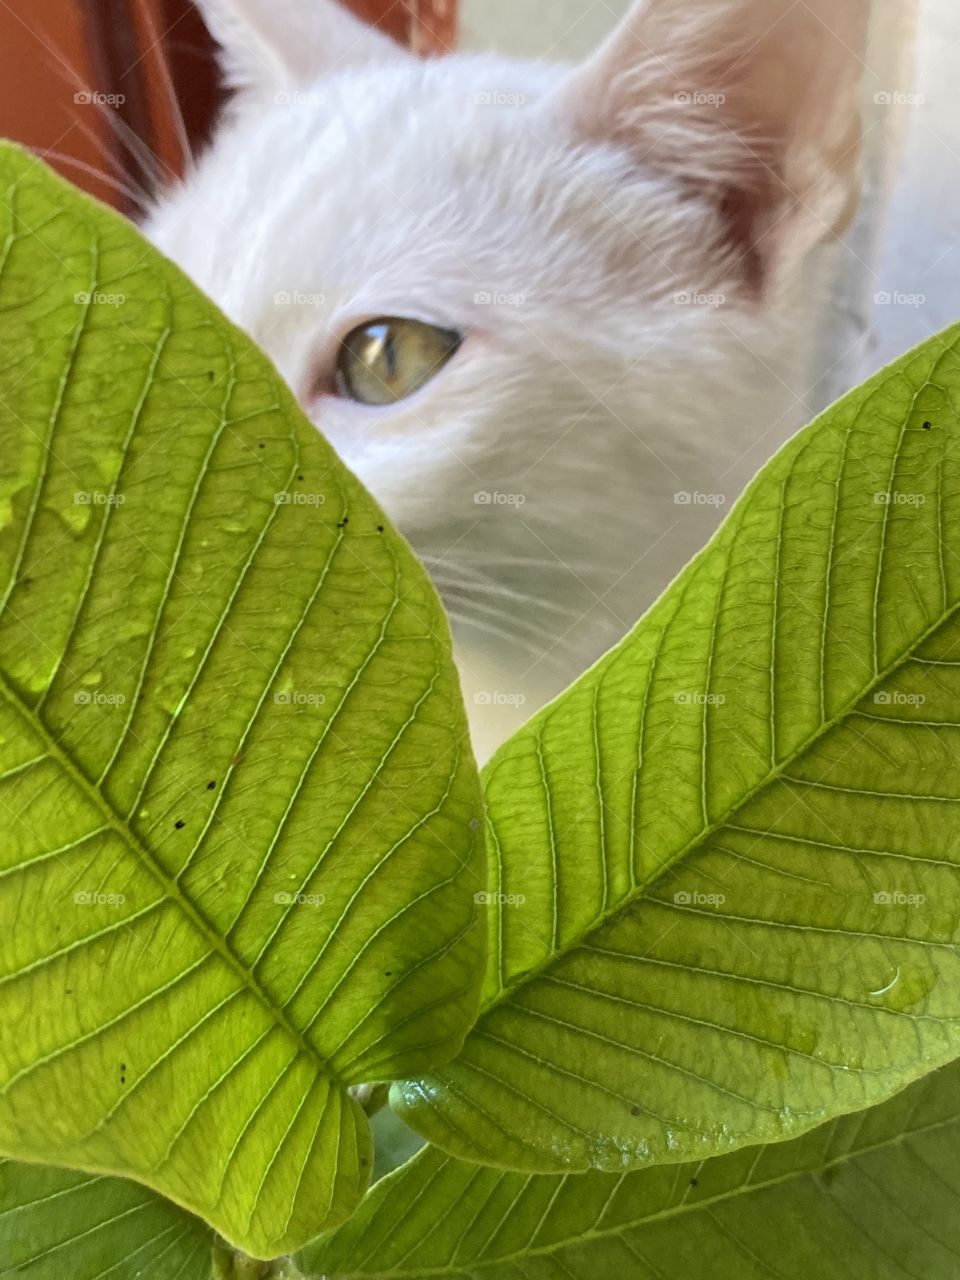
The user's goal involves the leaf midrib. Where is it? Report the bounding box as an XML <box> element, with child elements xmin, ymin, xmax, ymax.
<box><xmin>348</xmin><ymin>1107</ymin><xmax>958</xmax><ymax>1278</ymax></box>
<box><xmin>0</xmin><ymin>666</ymin><xmax>346</xmax><ymax>1091</ymax></box>
<box><xmin>480</xmin><ymin>544</ymin><xmax>960</xmax><ymax>1016</ymax></box>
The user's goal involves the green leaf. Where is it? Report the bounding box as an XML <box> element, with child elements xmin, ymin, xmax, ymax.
<box><xmin>0</xmin><ymin>1159</ymin><xmax>213</xmax><ymax>1279</ymax></box>
<box><xmin>0</xmin><ymin>145</ymin><xmax>483</xmax><ymax>1257</ymax></box>
<box><xmin>394</xmin><ymin>323</ymin><xmax>960</xmax><ymax>1171</ymax></box>
<box><xmin>302</xmin><ymin>1059</ymin><xmax>960</xmax><ymax>1278</ymax></box>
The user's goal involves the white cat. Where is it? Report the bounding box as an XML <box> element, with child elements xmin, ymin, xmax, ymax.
<box><xmin>147</xmin><ymin>0</ymin><xmax>869</xmax><ymax>762</ymax></box>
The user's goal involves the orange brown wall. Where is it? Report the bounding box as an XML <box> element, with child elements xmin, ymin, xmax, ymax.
<box><xmin>0</xmin><ymin>0</ymin><xmax>457</xmax><ymax>211</ymax></box>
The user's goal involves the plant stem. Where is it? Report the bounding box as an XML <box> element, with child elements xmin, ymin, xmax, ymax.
<box><xmin>351</xmin><ymin>1081</ymin><xmax>390</xmax><ymax>1116</ymax></box>
<box><xmin>212</xmin><ymin>1242</ymin><xmax>303</xmax><ymax>1279</ymax></box>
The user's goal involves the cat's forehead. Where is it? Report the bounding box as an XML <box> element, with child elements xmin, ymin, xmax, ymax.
<box><xmin>148</xmin><ymin>52</ymin><xmax>698</xmax><ymax>344</ymax></box>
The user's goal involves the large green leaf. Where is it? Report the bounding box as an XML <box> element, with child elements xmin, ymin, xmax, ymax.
<box><xmin>394</xmin><ymin>324</ymin><xmax>960</xmax><ymax>1171</ymax></box>
<box><xmin>303</xmin><ymin>1059</ymin><xmax>960</xmax><ymax>1278</ymax></box>
<box><xmin>0</xmin><ymin>1159</ymin><xmax>213</xmax><ymax>1279</ymax></box>
<box><xmin>0</xmin><ymin>145</ymin><xmax>483</xmax><ymax>1256</ymax></box>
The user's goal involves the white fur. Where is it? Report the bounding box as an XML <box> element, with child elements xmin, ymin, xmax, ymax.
<box><xmin>146</xmin><ymin>0</ymin><xmax>868</xmax><ymax>761</ymax></box>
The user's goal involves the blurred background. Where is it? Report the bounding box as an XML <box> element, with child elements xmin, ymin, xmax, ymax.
<box><xmin>0</xmin><ymin>1</ymin><xmax>452</xmax><ymax>212</ymax></box>
<box><xmin>0</xmin><ymin>0</ymin><xmax>956</xmax><ymax>396</ymax></box>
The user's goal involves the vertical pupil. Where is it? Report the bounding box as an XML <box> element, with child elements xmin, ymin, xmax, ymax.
<box><xmin>382</xmin><ymin>330</ymin><xmax>398</xmax><ymax>380</ymax></box>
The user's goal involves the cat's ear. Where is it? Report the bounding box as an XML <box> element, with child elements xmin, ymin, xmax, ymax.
<box><xmin>195</xmin><ymin>0</ymin><xmax>409</xmax><ymax>96</ymax></box>
<box><xmin>547</xmin><ymin>0</ymin><xmax>869</xmax><ymax>290</ymax></box>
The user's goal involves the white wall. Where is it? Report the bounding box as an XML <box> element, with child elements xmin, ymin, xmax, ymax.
<box><xmin>460</xmin><ymin>0</ymin><xmax>631</xmax><ymax>59</ymax></box>
<box><xmin>869</xmin><ymin>0</ymin><xmax>960</xmax><ymax>367</ymax></box>
<box><xmin>458</xmin><ymin>1</ymin><xmax>957</xmax><ymax>398</ymax></box>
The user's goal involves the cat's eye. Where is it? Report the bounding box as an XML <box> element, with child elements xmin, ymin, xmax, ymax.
<box><xmin>334</xmin><ymin>317</ymin><xmax>462</xmax><ymax>406</ymax></box>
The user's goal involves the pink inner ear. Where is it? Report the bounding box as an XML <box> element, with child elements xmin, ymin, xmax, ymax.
<box><xmin>546</xmin><ymin>0</ymin><xmax>868</xmax><ymax>289</ymax></box>
<box><xmin>717</xmin><ymin>182</ymin><xmax>777</xmax><ymax>298</ymax></box>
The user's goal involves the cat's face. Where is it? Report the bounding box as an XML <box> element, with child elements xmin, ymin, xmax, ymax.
<box><xmin>148</xmin><ymin>0</ymin><xmax>867</xmax><ymax>748</ymax></box>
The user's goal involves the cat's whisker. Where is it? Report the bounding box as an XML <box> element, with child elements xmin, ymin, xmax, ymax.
<box><xmin>42</xmin><ymin>46</ymin><xmax>169</xmax><ymax>199</ymax></box>
<box><xmin>28</xmin><ymin>36</ymin><xmax>149</xmax><ymax>202</ymax></box>
<box><xmin>447</xmin><ymin>582</ymin><xmax>575</xmax><ymax>619</ymax></box>
<box><xmin>446</xmin><ymin>610</ymin><xmax>569</xmax><ymax>668</ymax></box>
<box><xmin>427</xmin><ymin>565</ymin><xmax>582</xmax><ymax>621</ymax></box>
<box><xmin>423</xmin><ymin>549</ymin><xmax>609</xmax><ymax>579</ymax></box>
<box><xmin>98</xmin><ymin>109</ymin><xmax>167</xmax><ymax>197</ymax></box>
<box><xmin>444</xmin><ymin>595</ymin><xmax>583</xmax><ymax>658</ymax></box>
<box><xmin>29</xmin><ymin>149</ymin><xmax>152</xmax><ymax>214</ymax></box>
<box><xmin>132</xmin><ymin>0</ymin><xmax>194</xmax><ymax>177</ymax></box>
